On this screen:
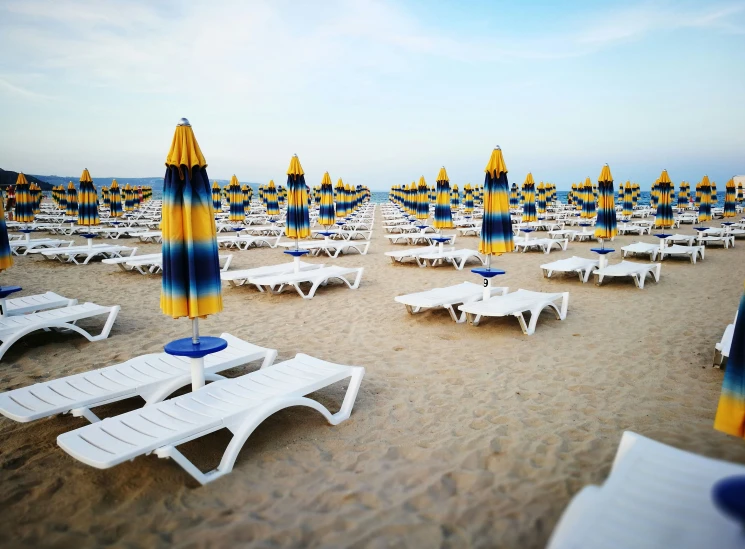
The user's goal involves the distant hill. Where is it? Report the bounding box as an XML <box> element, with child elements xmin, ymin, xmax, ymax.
<box><xmin>31</xmin><ymin>174</ymin><xmax>166</xmax><ymax>191</ymax></box>
<box><xmin>0</xmin><ymin>169</ymin><xmax>53</xmax><ymax>190</ymax></box>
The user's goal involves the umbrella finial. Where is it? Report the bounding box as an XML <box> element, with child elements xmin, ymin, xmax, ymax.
<box><xmin>495</xmin><ymin>145</ymin><xmax>501</xmax><ymax>150</ymax></box>
<box><xmin>177</xmin><ymin>118</ymin><xmax>191</xmax><ymax>127</ymax></box>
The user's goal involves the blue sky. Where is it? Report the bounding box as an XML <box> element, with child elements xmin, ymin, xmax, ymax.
<box><xmin>0</xmin><ymin>0</ymin><xmax>743</xmax><ymax>190</ymax></box>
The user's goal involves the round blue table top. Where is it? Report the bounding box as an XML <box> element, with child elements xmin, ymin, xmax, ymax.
<box><xmin>317</xmin><ymin>231</ymin><xmax>335</xmax><ymax>237</ymax></box>
<box><xmin>471</xmin><ymin>268</ymin><xmax>505</xmax><ymax>278</ymax></box>
<box><xmin>165</xmin><ymin>336</ymin><xmax>228</xmax><ymax>358</ymax></box>
<box><xmin>694</xmin><ymin>227</ymin><xmax>709</xmax><ymax>232</ymax></box>
<box><xmin>19</xmin><ymin>229</ymin><xmax>33</xmax><ymax>233</ymax></box>
<box><xmin>284</xmin><ymin>249</ymin><xmax>310</xmax><ymax>257</ymax></box>
<box><xmin>431</xmin><ymin>236</ymin><xmax>451</xmax><ymax>243</ymax></box>
<box><xmin>653</xmin><ymin>234</ymin><xmax>671</xmax><ymax>239</ymax></box>
<box><xmin>80</xmin><ymin>233</ymin><xmax>97</xmax><ymax>239</ymax></box>
<box><xmin>590</xmin><ymin>248</ymin><xmax>614</xmax><ymax>255</ymax></box>
<box><xmin>0</xmin><ymin>286</ymin><xmax>22</xmax><ymax>299</ymax></box>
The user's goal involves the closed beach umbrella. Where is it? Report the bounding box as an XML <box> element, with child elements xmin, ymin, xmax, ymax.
<box><xmin>77</xmin><ymin>168</ymin><xmax>100</xmax><ymax>228</ymax></box>
<box><xmin>285</xmin><ymin>154</ymin><xmax>310</xmax><ymax>241</ymax></box>
<box><xmin>433</xmin><ymin>167</ymin><xmax>453</xmax><ymax>230</ymax></box>
<box><xmin>653</xmin><ymin>170</ymin><xmax>674</xmax><ymax>229</ymax></box>
<box><xmin>711</xmin><ymin>181</ymin><xmax>718</xmax><ymax>207</ymax></box>
<box><xmin>31</xmin><ymin>183</ymin><xmax>42</xmax><ymax>215</ymax></box>
<box><xmin>102</xmin><ymin>186</ymin><xmax>110</xmax><ymax>209</ymax></box>
<box><xmin>0</xmin><ymin>193</ymin><xmax>13</xmax><ymax>273</ymax></box>
<box><xmin>622</xmin><ymin>181</ymin><xmax>634</xmax><ymax>216</ymax></box>
<box><xmin>724</xmin><ymin>179</ymin><xmax>736</xmax><ymax>218</ymax></box>
<box><xmin>212</xmin><ymin>181</ymin><xmax>221</xmax><ymax>211</ymax></box>
<box><xmin>632</xmin><ymin>183</ymin><xmax>640</xmax><ymax>207</ymax></box>
<box><xmin>66</xmin><ymin>181</ymin><xmax>78</xmax><ymax>218</ymax></box>
<box><xmin>109</xmin><ymin>180</ymin><xmax>122</xmax><ymax>219</ymax></box>
<box><xmin>451</xmin><ymin>184</ymin><xmax>460</xmax><ymax>210</ymax></box>
<box><xmin>319</xmin><ymin>173</ymin><xmax>335</xmax><ymax>227</ymax></box>
<box><xmin>336</xmin><ymin>178</ymin><xmax>348</xmax><ymax>219</ymax></box>
<box><xmin>479</xmin><ymin>147</ymin><xmax>513</xmax><ymax>258</ymax></box>
<box><xmin>463</xmin><ymin>184</ymin><xmax>474</xmax><ymax>215</ymax></box>
<box><xmin>509</xmin><ymin>182</ymin><xmax>518</xmax><ymax>208</ymax></box>
<box><xmin>345</xmin><ymin>183</ymin><xmax>354</xmax><ymax>214</ymax></box>
<box><xmin>265</xmin><ymin>180</ymin><xmax>279</xmax><ymax>216</ymax></box>
<box><xmin>677</xmin><ymin>181</ymin><xmax>690</xmax><ymax>208</ymax></box>
<box><xmin>595</xmin><ymin>164</ymin><xmax>617</xmax><ymax>240</ymax></box>
<box><xmin>228</xmin><ymin>175</ymin><xmax>244</xmax><ymax>223</ymax></box>
<box><xmin>575</xmin><ymin>182</ymin><xmax>584</xmax><ymax>211</ymax></box>
<box><xmin>714</xmin><ymin>284</ymin><xmax>745</xmax><ymax>438</ymax></box>
<box><xmin>536</xmin><ymin>182</ymin><xmax>547</xmax><ymax>215</ymax></box>
<box><xmin>521</xmin><ymin>173</ymin><xmax>537</xmax><ymax>222</ymax></box>
<box><xmin>698</xmin><ymin>176</ymin><xmax>712</xmax><ymax>223</ymax></box>
<box><xmin>738</xmin><ymin>181</ymin><xmax>744</xmax><ymax>204</ymax></box>
<box><xmin>241</xmin><ymin>185</ymin><xmax>251</xmax><ymax>213</ymax></box>
<box><xmin>14</xmin><ymin>173</ymin><xmax>34</xmax><ymax>223</ymax></box>
<box><xmin>416</xmin><ymin>176</ymin><xmax>429</xmax><ymax>221</ymax></box>
<box><xmin>650</xmin><ymin>180</ymin><xmax>660</xmax><ymax>209</ymax></box>
<box><xmin>123</xmin><ymin>183</ymin><xmax>134</xmax><ymax>212</ymax></box>
<box><xmin>581</xmin><ymin>177</ymin><xmax>596</xmax><ymax>219</ymax></box>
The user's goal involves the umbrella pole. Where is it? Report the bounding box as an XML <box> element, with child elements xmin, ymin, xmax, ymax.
<box><xmin>190</xmin><ymin>318</ymin><xmax>205</xmax><ymax>392</ymax></box>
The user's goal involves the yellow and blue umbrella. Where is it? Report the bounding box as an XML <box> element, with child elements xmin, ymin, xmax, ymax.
<box><xmin>336</xmin><ymin>178</ymin><xmax>348</xmax><ymax>218</ymax></box>
<box><xmin>0</xmin><ymin>194</ymin><xmax>13</xmax><ymax>273</ymax></box>
<box><xmin>77</xmin><ymin>168</ymin><xmax>99</xmax><ymax>228</ymax></box>
<box><xmin>15</xmin><ymin>173</ymin><xmax>34</xmax><ymax>223</ymax></box>
<box><xmin>433</xmin><ymin>167</ymin><xmax>453</xmax><ymax>230</ymax></box>
<box><xmin>463</xmin><ymin>183</ymin><xmax>474</xmax><ymax>215</ymax></box>
<box><xmin>265</xmin><ymin>180</ymin><xmax>279</xmax><ymax>216</ymax></box>
<box><xmin>509</xmin><ymin>182</ymin><xmax>518</xmax><ymax>208</ymax></box>
<box><xmin>536</xmin><ymin>182</ymin><xmax>547</xmax><ymax>215</ymax></box>
<box><xmin>285</xmin><ymin>154</ymin><xmax>310</xmax><ymax>241</ymax></box>
<box><xmin>319</xmin><ymin>172</ymin><xmax>335</xmax><ymax>226</ymax></box>
<box><xmin>711</xmin><ymin>181</ymin><xmax>718</xmax><ymax>207</ymax></box>
<box><xmin>698</xmin><ymin>176</ymin><xmax>712</xmax><ymax>223</ymax></box>
<box><xmin>123</xmin><ymin>183</ymin><xmax>134</xmax><ymax>212</ymax></box>
<box><xmin>212</xmin><ymin>181</ymin><xmax>221</xmax><ymax>211</ymax></box>
<box><xmin>101</xmin><ymin>186</ymin><xmax>110</xmax><ymax>209</ymax></box>
<box><xmin>31</xmin><ymin>183</ymin><xmax>42</xmax><ymax>215</ymax></box>
<box><xmin>623</xmin><ymin>181</ymin><xmax>634</xmax><ymax>216</ymax></box>
<box><xmin>416</xmin><ymin>176</ymin><xmax>429</xmax><ymax>221</ymax></box>
<box><xmin>581</xmin><ymin>177</ymin><xmax>596</xmax><ymax>219</ymax></box>
<box><xmin>109</xmin><ymin>180</ymin><xmax>122</xmax><ymax>219</ymax></box>
<box><xmin>714</xmin><ymin>283</ymin><xmax>745</xmax><ymax>438</ymax></box>
<box><xmin>450</xmin><ymin>184</ymin><xmax>460</xmax><ymax>210</ymax></box>
<box><xmin>521</xmin><ymin>173</ymin><xmax>537</xmax><ymax>222</ymax></box>
<box><xmin>653</xmin><ymin>170</ymin><xmax>674</xmax><ymax>229</ymax></box>
<box><xmin>677</xmin><ymin>181</ymin><xmax>690</xmax><ymax>208</ymax></box>
<box><xmin>479</xmin><ymin>147</ymin><xmax>513</xmax><ymax>259</ymax></box>
<box><xmin>595</xmin><ymin>164</ymin><xmax>617</xmax><ymax>240</ymax></box>
<box><xmin>724</xmin><ymin>179</ymin><xmax>736</xmax><ymax>218</ymax></box>
<box><xmin>65</xmin><ymin>181</ymin><xmax>78</xmax><ymax>218</ymax></box>
<box><xmin>228</xmin><ymin>175</ymin><xmax>244</xmax><ymax>223</ymax></box>
<box><xmin>738</xmin><ymin>181</ymin><xmax>744</xmax><ymax>204</ymax></box>
<box><xmin>242</xmin><ymin>184</ymin><xmax>251</xmax><ymax>213</ymax></box>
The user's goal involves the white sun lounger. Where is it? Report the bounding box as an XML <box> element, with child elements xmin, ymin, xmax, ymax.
<box><xmin>1</xmin><ymin>291</ymin><xmax>77</xmax><ymax>316</ymax></box>
<box><xmin>621</xmin><ymin>242</ymin><xmax>660</xmax><ymax>261</ymax></box>
<box><xmin>456</xmin><ymin>226</ymin><xmax>481</xmax><ymax>237</ymax></box>
<box><xmin>57</xmin><ymin>353</ymin><xmax>364</xmax><ymax>485</ymax></box>
<box><xmin>10</xmin><ymin>239</ymin><xmax>73</xmax><ymax>256</ymax></box>
<box><xmin>540</xmin><ymin>256</ymin><xmax>600</xmax><ymax>283</ymax></box>
<box><xmin>0</xmin><ymin>334</ymin><xmax>276</xmax><ymax>424</ymax></box>
<box><xmin>665</xmin><ymin>234</ymin><xmax>697</xmax><ymax>245</ymax></box>
<box><xmin>137</xmin><ymin>230</ymin><xmax>162</xmax><ymax>243</ymax></box>
<box><xmin>384</xmin><ymin>233</ymin><xmax>456</xmax><ymax>246</ymax></box>
<box><xmin>458</xmin><ymin>289</ymin><xmax>569</xmax><ymax>335</ymax></box>
<box><xmin>546</xmin><ymin>431</ymin><xmax>745</xmax><ymax>549</ymax></box>
<box><xmin>221</xmin><ymin>262</ymin><xmax>324</xmax><ymax>288</ymax></box>
<box><xmin>0</xmin><ymin>303</ymin><xmax>120</xmax><ymax>360</ymax></box>
<box><xmin>659</xmin><ymin>244</ymin><xmax>705</xmax><ymax>263</ymax></box>
<box><xmin>279</xmin><ymin>240</ymin><xmax>370</xmax><ymax>258</ymax></box>
<box><xmin>418</xmin><ymin>249</ymin><xmax>486</xmax><ymax>270</ymax></box>
<box><xmin>217</xmin><ymin>234</ymin><xmax>280</xmax><ymax>249</ymax></box>
<box><xmin>594</xmin><ymin>261</ymin><xmax>661</xmax><ymax>289</ymax></box>
<box><xmin>714</xmin><ymin>311</ymin><xmax>737</xmax><ymax>367</ymax></box>
<box><xmin>697</xmin><ymin>235</ymin><xmax>735</xmax><ymax>248</ymax></box>
<box><xmin>39</xmin><ymin>244</ymin><xmax>136</xmax><ymax>265</ymax></box>
<box><xmin>514</xmin><ymin>238</ymin><xmax>568</xmax><ymax>254</ymax></box>
<box><xmin>395</xmin><ymin>282</ymin><xmax>508</xmax><ymax>323</ymax></box>
<box><xmin>102</xmin><ymin>252</ymin><xmax>162</xmax><ymax>272</ymax></box>
<box><xmin>249</xmin><ymin>266</ymin><xmax>363</xmax><ymax>299</ymax></box>
<box><xmin>385</xmin><ymin>245</ymin><xmax>440</xmax><ymax>265</ymax></box>
<box><xmin>617</xmin><ymin>223</ymin><xmax>651</xmax><ymax>235</ymax></box>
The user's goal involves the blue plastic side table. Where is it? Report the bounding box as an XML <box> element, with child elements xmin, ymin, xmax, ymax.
<box><xmin>472</xmin><ymin>267</ymin><xmax>505</xmax><ymax>300</ymax></box>
<box><xmin>165</xmin><ymin>336</ymin><xmax>227</xmax><ymax>391</ymax></box>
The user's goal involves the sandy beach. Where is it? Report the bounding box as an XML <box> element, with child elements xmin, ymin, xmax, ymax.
<box><xmin>1</xmin><ymin>210</ymin><xmax>745</xmax><ymax>549</ymax></box>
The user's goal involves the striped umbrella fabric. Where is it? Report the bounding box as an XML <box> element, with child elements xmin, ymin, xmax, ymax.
<box><xmin>698</xmin><ymin>176</ymin><xmax>712</xmax><ymax>223</ymax></box>
<box><xmin>336</xmin><ymin>178</ymin><xmax>348</xmax><ymax>218</ymax></box>
<box><xmin>0</xmin><ymin>193</ymin><xmax>13</xmax><ymax>272</ymax></box>
<box><xmin>265</xmin><ymin>180</ymin><xmax>280</xmax><ymax>216</ymax></box>
<box><xmin>677</xmin><ymin>181</ymin><xmax>690</xmax><ymax>208</ymax></box>
<box><xmin>31</xmin><ymin>183</ymin><xmax>42</xmax><ymax>215</ymax></box>
<box><xmin>241</xmin><ymin>184</ymin><xmax>251</xmax><ymax>213</ymax></box>
<box><xmin>509</xmin><ymin>182</ymin><xmax>518</xmax><ymax>208</ymax></box>
<box><xmin>14</xmin><ymin>173</ymin><xmax>34</xmax><ymax>223</ymax></box>
<box><xmin>738</xmin><ymin>181</ymin><xmax>744</xmax><ymax>204</ymax></box>
<box><xmin>212</xmin><ymin>181</ymin><xmax>221</xmax><ymax>211</ymax></box>
<box><xmin>632</xmin><ymin>183</ymin><xmax>640</xmax><ymax>207</ymax></box>
<box><xmin>450</xmin><ymin>184</ymin><xmax>460</xmax><ymax>210</ymax></box>
<box><xmin>724</xmin><ymin>179</ymin><xmax>736</xmax><ymax>218</ymax></box>
<box><xmin>581</xmin><ymin>177</ymin><xmax>596</xmax><ymax>219</ymax></box>
<box><xmin>433</xmin><ymin>167</ymin><xmax>453</xmax><ymax>230</ymax></box>
<box><xmin>595</xmin><ymin>164</ymin><xmax>617</xmax><ymax>240</ymax></box>
<box><xmin>463</xmin><ymin>184</ymin><xmax>474</xmax><ymax>214</ymax></box>
<box><xmin>416</xmin><ymin>176</ymin><xmax>429</xmax><ymax>221</ymax></box>
<box><xmin>479</xmin><ymin>148</ymin><xmax>513</xmax><ymax>256</ymax></box>
<box><xmin>319</xmin><ymin>173</ymin><xmax>335</xmax><ymax>226</ymax></box>
<box><xmin>521</xmin><ymin>173</ymin><xmax>537</xmax><ymax>222</ymax></box>
<box><xmin>653</xmin><ymin>170</ymin><xmax>674</xmax><ymax>229</ymax></box>
<box><xmin>285</xmin><ymin>155</ymin><xmax>310</xmax><ymax>240</ymax></box>
<box><xmin>345</xmin><ymin>183</ymin><xmax>354</xmax><ymax>214</ymax></box>
<box><xmin>623</xmin><ymin>181</ymin><xmax>634</xmax><ymax>216</ymax></box>
<box><xmin>228</xmin><ymin>175</ymin><xmax>244</xmax><ymax>223</ymax></box>
<box><xmin>160</xmin><ymin>119</ymin><xmax>222</xmax><ymax>320</ymax></box>
<box><xmin>536</xmin><ymin>182</ymin><xmax>547</xmax><ymax>215</ymax></box>
<box><xmin>109</xmin><ymin>180</ymin><xmax>123</xmax><ymax>218</ymax></box>
<box><xmin>714</xmin><ymin>283</ymin><xmax>745</xmax><ymax>438</ymax></box>
<box><xmin>123</xmin><ymin>183</ymin><xmax>134</xmax><ymax>212</ymax></box>
<box><xmin>711</xmin><ymin>181</ymin><xmax>718</xmax><ymax>207</ymax></box>
<box><xmin>77</xmin><ymin>168</ymin><xmax>100</xmax><ymax>227</ymax></box>
<box><xmin>102</xmin><ymin>186</ymin><xmax>110</xmax><ymax>209</ymax></box>
<box><xmin>66</xmin><ymin>181</ymin><xmax>78</xmax><ymax>218</ymax></box>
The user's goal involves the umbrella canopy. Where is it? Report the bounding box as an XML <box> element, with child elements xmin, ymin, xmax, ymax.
<box><xmin>677</xmin><ymin>181</ymin><xmax>690</xmax><ymax>208</ymax></box>
<box><xmin>14</xmin><ymin>173</ymin><xmax>34</xmax><ymax>223</ymax></box>
<box><xmin>319</xmin><ymin>173</ymin><xmax>335</xmax><ymax>226</ymax></box>
<box><xmin>698</xmin><ymin>176</ymin><xmax>712</xmax><ymax>223</ymax></box>
<box><xmin>521</xmin><ymin>173</ymin><xmax>537</xmax><ymax>222</ymax></box>
<box><xmin>450</xmin><ymin>184</ymin><xmax>460</xmax><ymax>210</ymax></box>
<box><xmin>241</xmin><ymin>185</ymin><xmax>251</xmax><ymax>212</ymax></box>
<box><xmin>463</xmin><ymin>184</ymin><xmax>474</xmax><ymax>214</ymax></box>
<box><xmin>581</xmin><ymin>177</ymin><xmax>596</xmax><ymax>219</ymax></box>
<box><xmin>0</xmin><ymin>193</ymin><xmax>13</xmax><ymax>272</ymax></box>
<box><xmin>66</xmin><ymin>181</ymin><xmax>78</xmax><ymax>218</ymax></box>
<box><xmin>161</xmin><ymin>118</ymin><xmax>222</xmax><ymax>319</ymax></box>
<box><xmin>433</xmin><ymin>167</ymin><xmax>453</xmax><ymax>230</ymax></box>
<box><xmin>536</xmin><ymin>182</ymin><xmax>547</xmax><ymax>214</ymax></box>
<box><xmin>416</xmin><ymin>176</ymin><xmax>429</xmax><ymax>221</ymax></box>
<box><xmin>77</xmin><ymin>168</ymin><xmax>99</xmax><ymax>227</ymax></box>
<box><xmin>123</xmin><ymin>183</ymin><xmax>134</xmax><ymax>212</ymax></box>
<box><xmin>285</xmin><ymin>155</ymin><xmax>310</xmax><ymax>240</ymax></box>
<box><xmin>738</xmin><ymin>181</ymin><xmax>744</xmax><ymax>204</ymax></box>
<box><xmin>714</xmin><ymin>284</ymin><xmax>745</xmax><ymax>438</ymax></box>
<box><xmin>212</xmin><ymin>181</ymin><xmax>221</xmax><ymax>211</ymax></box>
<box><xmin>711</xmin><ymin>181</ymin><xmax>718</xmax><ymax>207</ymax></box>
<box><xmin>336</xmin><ymin>178</ymin><xmax>348</xmax><ymax>218</ymax></box>
<box><xmin>265</xmin><ymin>180</ymin><xmax>280</xmax><ymax>216</ymax></box>
<box><xmin>228</xmin><ymin>175</ymin><xmax>244</xmax><ymax>223</ymax></box>
<box><xmin>622</xmin><ymin>181</ymin><xmax>634</xmax><ymax>216</ymax></box>
<box><xmin>509</xmin><ymin>182</ymin><xmax>518</xmax><ymax>208</ymax></box>
<box><xmin>595</xmin><ymin>164</ymin><xmax>617</xmax><ymax>239</ymax></box>
<box><xmin>109</xmin><ymin>180</ymin><xmax>123</xmax><ymax>218</ymax></box>
<box><xmin>102</xmin><ymin>186</ymin><xmax>110</xmax><ymax>208</ymax></box>
<box><xmin>653</xmin><ymin>170</ymin><xmax>674</xmax><ymax>229</ymax></box>
<box><xmin>724</xmin><ymin>178</ymin><xmax>737</xmax><ymax>218</ymax></box>
<box><xmin>479</xmin><ymin>148</ymin><xmax>513</xmax><ymax>256</ymax></box>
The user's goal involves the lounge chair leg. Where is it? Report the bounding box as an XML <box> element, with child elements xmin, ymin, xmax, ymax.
<box><xmin>71</xmin><ymin>407</ymin><xmax>102</xmax><ymax>423</ymax></box>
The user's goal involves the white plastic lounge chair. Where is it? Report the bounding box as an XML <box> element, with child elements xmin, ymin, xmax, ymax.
<box><xmin>514</xmin><ymin>237</ymin><xmax>568</xmax><ymax>254</ymax></box>
<box><xmin>279</xmin><ymin>240</ymin><xmax>370</xmax><ymax>258</ymax></box>
<box><xmin>666</xmin><ymin>234</ymin><xmax>697</xmax><ymax>245</ymax></box>
<box><xmin>540</xmin><ymin>256</ymin><xmax>600</xmax><ymax>283</ymax></box>
<box><xmin>10</xmin><ymin>239</ymin><xmax>73</xmax><ymax>256</ymax></box>
<box><xmin>249</xmin><ymin>266</ymin><xmax>363</xmax><ymax>299</ymax></box>
<box><xmin>714</xmin><ymin>311</ymin><xmax>737</xmax><ymax>367</ymax></box>
<box><xmin>0</xmin><ymin>334</ymin><xmax>276</xmax><ymax>424</ymax></box>
<box><xmin>137</xmin><ymin>230</ymin><xmax>162</xmax><ymax>243</ymax></box>
<box><xmin>0</xmin><ymin>303</ymin><xmax>120</xmax><ymax>360</ymax></box>
<box><xmin>385</xmin><ymin>245</ymin><xmax>439</xmax><ymax>265</ymax></box>
<box><xmin>217</xmin><ymin>234</ymin><xmax>280</xmax><ymax>249</ymax></box>
<box><xmin>418</xmin><ymin>249</ymin><xmax>486</xmax><ymax>270</ymax></box>
<box><xmin>458</xmin><ymin>290</ymin><xmax>569</xmax><ymax>335</ymax></box>
<box><xmin>57</xmin><ymin>353</ymin><xmax>364</xmax><ymax>485</ymax></box>
<box><xmin>104</xmin><ymin>253</ymin><xmax>232</xmax><ymax>275</ymax></box>
<box><xmin>102</xmin><ymin>253</ymin><xmax>162</xmax><ymax>272</ymax></box>
<box><xmin>395</xmin><ymin>282</ymin><xmax>508</xmax><ymax>323</ymax></box>
<box><xmin>548</xmin><ymin>229</ymin><xmax>578</xmax><ymax>241</ymax></box>
<box><xmin>697</xmin><ymin>234</ymin><xmax>735</xmax><ymax>248</ymax></box>
<box><xmin>1</xmin><ymin>291</ymin><xmax>77</xmax><ymax>316</ymax></box>
<box><xmin>594</xmin><ymin>261</ymin><xmax>661</xmax><ymax>289</ymax></box>
<box><xmin>39</xmin><ymin>244</ymin><xmax>136</xmax><ymax>265</ymax></box>
<box><xmin>659</xmin><ymin>244</ymin><xmax>705</xmax><ymax>263</ymax></box>
<box><xmin>621</xmin><ymin>242</ymin><xmax>660</xmax><ymax>261</ymax></box>
<box><xmin>546</xmin><ymin>431</ymin><xmax>745</xmax><ymax>549</ymax></box>
<box><xmin>617</xmin><ymin>223</ymin><xmax>651</xmax><ymax>235</ymax></box>
<box><xmin>221</xmin><ymin>262</ymin><xmax>324</xmax><ymax>287</ymax></box>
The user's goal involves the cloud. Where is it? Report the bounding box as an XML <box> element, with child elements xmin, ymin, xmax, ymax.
<box><xmin>0</xmin><ymin>77</ymin><xmax>55</xmax><ymax>100</ymax></box>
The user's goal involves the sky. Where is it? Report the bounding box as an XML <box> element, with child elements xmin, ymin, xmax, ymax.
<box><xmin>0</xmin><ymin>0</ymin><xmax>744</xmax><ymax>190</ymax></box>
